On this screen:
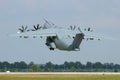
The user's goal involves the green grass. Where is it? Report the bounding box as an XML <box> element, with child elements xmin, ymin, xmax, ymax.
<box><xmin>0</xmin><ymin>74</ymin><xmax>120</xmax><ymax>80</ymax></box>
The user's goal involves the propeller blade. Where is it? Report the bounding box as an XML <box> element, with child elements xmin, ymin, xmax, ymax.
<box><xmin>25</xmin><ymin>26</ymin><xmax>28</xmax><ymax>30</ymax></box>
<box><xmin>88</xmin><ymin>27</ymin><xmax>90</xmax><ymax>31</ymax></box>
<box><xmin>33</xmin><ymin>25</ymin><xmax>37</xmax><ymax>30</ymax></box>
<box><xmin>37</xmin><ymin>24</ymin><xmax>39</xmax><ymax>28</ymax></box>
<box><xmin>73</xmin><ymin>25</ymin><xmax>76</xmax><ymax>30</ymax></box>
<box><xmin>78</xmin><ymin>27</ymin><xmax>82</xmax><ymax>32</ymax></box>
<box><xmin>18</xmin><ymin>28</ymin><xmax>23</xmax><ymax>32</ymax></box>
<box><xmin>70</xmin><ymin>25</ymin><xmax>72</xmax><ymax>30</ymax></box>
<box><xmin>22</xmin><ymin>26</ymin><xmax>24</xmax><ymax>30</ymax></box>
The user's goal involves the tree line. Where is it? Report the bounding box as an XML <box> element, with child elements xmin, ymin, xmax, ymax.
<box><xmin>0</xmin><ymin>61</ymin><xmax>120</xmax><ymax>72</ymax></box>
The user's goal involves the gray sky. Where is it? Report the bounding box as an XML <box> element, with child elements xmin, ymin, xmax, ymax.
<box><xmin>0</xmin><ymin>0</ymin><xmax>120</xmax><ymax>64</ymax></box>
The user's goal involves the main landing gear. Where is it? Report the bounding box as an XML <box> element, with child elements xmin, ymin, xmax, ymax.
<box><xmin>45</xmin><ymin>43</ymin><xmax>55</xmax><ymax>50</ymax></box>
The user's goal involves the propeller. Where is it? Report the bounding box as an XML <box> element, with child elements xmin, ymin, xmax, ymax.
<box><xmin>70</xmin><ymin>25</ymin><xmax>76</xmax><ymax>30</ymax></box>
<box><xmin>84</xmin><ymin>27</ymin><xmax>93</xmax><ymax>32</ymax></box>
<box><xmin>31</xmin><ymin>24</ymin><xmax>42</xmax><ymax>31</ymax></box>
<box><xmin>78</xmin><ymin>27</ymin><xmax>82</xmax><ymax>33</ymax></box>
<box><xmin>18</xmin><ymin>26</ymin><xmax>28</xmax><ymax>33</ymax></box>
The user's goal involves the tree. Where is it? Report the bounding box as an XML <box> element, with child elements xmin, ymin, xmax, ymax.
<box><xmin>103</xmin><ymin>63</ymin><xmax>114</xmax><ymax>69</ymax></box>
<box><xmin>0</xmin><ymin>62</ymin><xmax>4</xmax><ymax>69</ymax></box>
<box><xmin>86</xmin><ymin>62</ymin><xmax>93</xmax><ymax>69</ymax></box>
<box><xmin>69</xmin><ymin>62</ymin><xmax>75</xmax><ymax>69</ymax></box>
<box><xmin>64</xmin><ymin>61</ymin><xmax>69</xmax><ymax>70</ymax></box>
<box><xmin>45</xmin><ymin>62</ymin><xmax>54</xmax><ymax>71</ymax></box>
<box><xmin>13</xmin><ymin>62</ymin><xmax>19</xmax><ymax>68</ymax></box>
<box><xmin>28</xmin><ymin>62</ymin><xmax>34</xmax><ymax>67</ymax></box>
<box><xmin>19</xmin><ymin>61</ymin><xmax>27</xmax><ymax>69</ymax></box>
<box><xmin>114</xmin><ymin>64</ymin><xmax>120</xmax><ymax>69</ymax></box>
<box><xmin>93</xmin><ymin>62</ymin><xmax>103</xmax><ymax>69</ymax></box>
<box><xmin>2</xmin><ymin>61</ymin><xmax>10</xmax><ymax>71</ymax></box>
<box><xmin>29</xmin><ymin>64</ymin><xmax>40</xmax><ymax>72</ymax></box>
<box><xmin>75</xmin><ymin>61</ymin><xmax>82</xmax><ymax>69</ymax></box>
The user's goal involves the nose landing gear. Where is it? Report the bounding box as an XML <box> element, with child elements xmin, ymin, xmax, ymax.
<box><xmin>49</xmin><ymin>48</ymin><xmax>54</xmax><ymax>50</ymax></box>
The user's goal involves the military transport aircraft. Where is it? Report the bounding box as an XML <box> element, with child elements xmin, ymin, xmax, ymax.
<box><xmin>11</xmin><ymin>20</ymin><xmax>101</xmax><ymax>51</ymax></box>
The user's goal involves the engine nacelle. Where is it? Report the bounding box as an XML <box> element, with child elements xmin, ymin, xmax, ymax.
<box><xmin>46</xmin><ymin>37</ymin><xmax>57</xmax><ymax>50</ymax></box>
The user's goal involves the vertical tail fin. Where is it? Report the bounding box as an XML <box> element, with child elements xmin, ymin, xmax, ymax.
<box><xmin>43</xmin><ymin>19</ymin><xmax>55</xmax><ymax>29</ymax></box>
<box><xmin>70</xmin><ymin>33</ymin><xmax>84</xmax><ymax>49</ymax></box>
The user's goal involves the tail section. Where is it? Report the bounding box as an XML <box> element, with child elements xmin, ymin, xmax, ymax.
<box><xmin>69</xmin><ymin>33</ymin><xmax>84</xmax><ymax>50</ymax></box>
<box><xmin>43</xmin><ymin>19</ymin><xmax>55</xmax><ymax>29</ymax></box>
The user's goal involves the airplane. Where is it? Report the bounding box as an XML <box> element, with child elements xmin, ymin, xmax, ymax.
<box><xmin>11</xmin><ymin>20</ymin><xmax>101</xmax><ymax>51</ymax></box>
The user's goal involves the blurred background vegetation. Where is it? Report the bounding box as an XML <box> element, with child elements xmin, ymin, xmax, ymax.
<box><xmin>0</xmin><ymin>61</ymin><xmax>120</xmax><ymax>72</ymax></box>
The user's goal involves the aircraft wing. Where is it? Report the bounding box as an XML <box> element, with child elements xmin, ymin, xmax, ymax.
<box><xmin>84</xmin><ymin>32</ymin><xmax>103</xmax><ymax>40</ymax></box>
<box><xmin>84</xmin><ymin>32</ymin><xmax>116</xmax><ymax>41</ymax></box>
<box><xmin>10</xmin><ymin>29</ymin><xmax>57</xmax><ymax>38</ymax></box>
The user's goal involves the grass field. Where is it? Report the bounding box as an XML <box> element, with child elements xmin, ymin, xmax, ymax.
<box><xmin>0</xmin><ymin>74</ymin><xmax>120</xmax><ymax>80</ymax></box>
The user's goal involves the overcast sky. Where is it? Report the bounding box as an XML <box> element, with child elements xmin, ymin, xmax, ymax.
<box><xmin>0</xmin><ymin>0</ymin><xmax>120</xmax><ymax>64</ymax></box>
